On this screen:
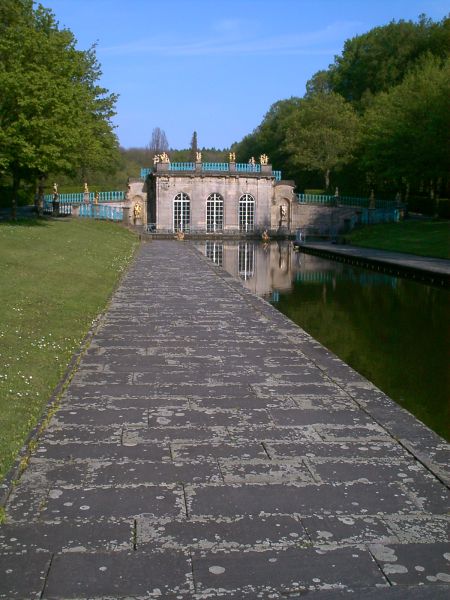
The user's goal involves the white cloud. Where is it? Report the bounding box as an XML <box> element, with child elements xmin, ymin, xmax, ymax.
<box><xmin>100</xmin><ymin>20</ymin><xmax>360</xmax><ymax>58</ymax></box>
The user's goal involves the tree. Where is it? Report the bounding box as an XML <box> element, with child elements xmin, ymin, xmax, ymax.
<box><xmin>149</xmin><ymin>127</ymin><xmax>169</xmax><ymax>153</ymax></box>
<box><xmin>190</xmin><ymin>131</ymin><xmax>198</xmax><ymax>160</ymax></box>
<box><xmin>284</xmin><ymin>93</ymin><xmax>360</xmax><ymax>190</ymax></box>
<box><xmin>233</xmin><ymin>97</ymin><xmax>303</xmax><ymax>177</ymax></box>
<box><xmin>327</xmin><ymin>15</ymin><xmax>450</xmax><ymax>106</ymax></box>
<box><xmin>0</xmin><ymin>1</ymin><xmax>119</xmax><ymax>217</ymax></box>
<box><xmin>359</xmin><ymin>55</ymin><xmax>450</xmax><ymax>196</ymax></box>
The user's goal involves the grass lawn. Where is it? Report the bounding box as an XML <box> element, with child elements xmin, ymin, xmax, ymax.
<box><xmin>345</xmin><ymin>219</ymin><xmax>450</xmax><ymax>259</ymax></box>
<box><xmin>0</xmin><ymin>218</ymin><xmax>138</xmax><ymax>482</ymax></box>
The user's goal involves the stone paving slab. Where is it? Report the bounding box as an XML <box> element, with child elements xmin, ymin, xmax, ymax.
<box><xmin>1</xmin><ymin>240</ymin><xmax>449</xmax><ymax>599</ymax></box>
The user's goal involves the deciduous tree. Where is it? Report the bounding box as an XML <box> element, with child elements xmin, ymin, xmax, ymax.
<box><xmin>284</xmin><ymin>93</ymin><xmax>360</xmax><ymax>190</ymax></box>
<box><xmin>0</xmin><ymin>1</ymin><xmax>119</xmax><ymax>218</ymax></box>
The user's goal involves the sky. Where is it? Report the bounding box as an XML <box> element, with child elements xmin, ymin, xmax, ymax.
<box><xmin>42</xmin><ymin>0</ymin><xmax>448</xmax><ymax>150</ymax></box>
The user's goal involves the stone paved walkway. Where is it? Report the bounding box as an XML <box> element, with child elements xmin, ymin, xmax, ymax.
<box><xmin>1</xmin><ymin>240</ymin><xmax>449</xmax><ymax>599</ymax></box>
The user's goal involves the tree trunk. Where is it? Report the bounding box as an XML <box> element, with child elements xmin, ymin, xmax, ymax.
<box><xmin>11</xmin><ymin>169</ymin><xmax>20</xmax><ymax>221</ymax></box>
<box><xmin>36</xmin><ymin>174</ymin><xmax>46</xmax><ymax>216</ymax></box>
<box><xmin>324</xmin><ymin>169</ymin><xmax>330</xmax><ymax>191</ymax></box>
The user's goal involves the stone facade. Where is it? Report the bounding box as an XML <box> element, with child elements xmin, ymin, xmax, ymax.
<box><xmin>130</xmin><ymin>161</ymin><xmax>297</xmax><ymax>234</ymax></box>
<box><xmin>125</xmin><ymin>163</ymin><xmax>371</xmax><ymax>236</ymax></box>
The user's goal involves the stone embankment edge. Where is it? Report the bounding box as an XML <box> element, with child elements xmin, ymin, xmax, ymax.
<box><xmin>0</xmin><ymin>237</ymin><xmax>142</xmax><ymax>510</ymax></box>
<box><xmin>189</xmin><ymin>243</ymin><xmax>450</xmax><ymax>489</ymax></box>
<box><xmin>299</xmin><ymin>244</ymin><xmax>450</xmax><ymax>288</ymax></box>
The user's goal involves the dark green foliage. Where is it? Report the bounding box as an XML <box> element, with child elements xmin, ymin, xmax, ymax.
<box><xmin>233</xmin><ymin>14</ymin><xmax>449</xmax><ymax>206</ymax></box>
<box><xmin>360</xmin><ymin>55</ymin><xmax>450</xmax><ymax>190</ymax></box>
<box><xmin>328</xmin><ymin>14</ymin><xmax>450</xmax><ymax>106</ymax></box>
<box><xmin>0</xmin><ymin>1</ymin><xmax>119</xmax><ymax>216</ymax></box>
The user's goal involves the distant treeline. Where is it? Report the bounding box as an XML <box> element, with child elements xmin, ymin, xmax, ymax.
<box><xmin>231</xmin><ymin>14</ymin><xmax>450</xmax><ymax>209</ymax></box>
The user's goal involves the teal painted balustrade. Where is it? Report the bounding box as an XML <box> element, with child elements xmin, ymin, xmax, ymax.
<box><xmin>297</xmin><ymin>193</ymin><xmax>402</xmax><ymax>210</ymax></box>
<box><xmin>236</xmin><ymin>163</ymin><xmax>261</xmax><ymax>173</ymax></box>
<box><xmin>140</xmin><ymin>168</ymin><xmax>152</xmax><ymax>178</ymax></box>
<box><xmin>44</xmin><ymin>191</ymin><xmax>125</xmax><ymax>204</ymax></box>
<box><xmin>297</xmin><ymin>193</ymin><xmax>336</xmax><ymax>205</ymax></box>
<box><xmin>169</xmin><ymin>162</ymin><xmax>195</xmax><ymax>171</ymax></box>
<box><xmin>273</xmin><ymin>170</ymin><xmax>282</xmax><ymax>181</ymax></box>
<box><xmin>79</xmin><ymin>203</ymin><xmax>123</xmax><ymax>221</ymax></box>
<box><xmin>202</xmin><ymin>163</ymin><xmax>229</xmax><ymax>171</ymax></box>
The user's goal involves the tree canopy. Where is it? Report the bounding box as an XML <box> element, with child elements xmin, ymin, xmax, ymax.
<box><xmin>233</xmin><ymin>14</ymin><xmax>450</xmax><ymax>200</ymax></box>
<box><xmin>0</xmin><ymin>0</ymin><xmax>119</xmax><ymax>216</ymax></box>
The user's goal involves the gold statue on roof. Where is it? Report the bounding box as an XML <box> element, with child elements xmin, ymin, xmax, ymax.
<box><xmin>248</xmin><ymin>156</ymin><xmax>256</xmax><ymax>165</ymax></box>
<box><xmin>260</xmin><ymin>154</ymin><xmax>269</xmax><ymax>165</ymax></box>
<box><xmin>196</xmin><ymin>151</ymin><xmax>202</xmax><ymax>162</ymax></box>
<box><xmin>229</xmin><ymin>152</ymin><xmax>236</xmax><ymax>162</ymax></box>
<box><xmin>160</xmin><ymin>152</ymin><xmax>170</xmax><ymax>163</ymax></box>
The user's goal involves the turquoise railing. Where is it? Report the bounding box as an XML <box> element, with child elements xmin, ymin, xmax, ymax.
<box><xmin>236</xmin><ymin>163</ymin><xmax>261</xmax><ymax>173</ymax></box>
<box><xmin>169</xmin><ymin>162</ymin><xmax>195</xmax><ymax>171</ymax></box>
<box><xmin>140</xmin><ymin>168</ymin><xmax>152</xmax><ymax>178</ymax></box>
<box><xmin>79</xmin><ymin>203</ymin><xmax>123</xmax><ymax>221</ymax></box>
<box><xmin>44</xmin><ymin>191</ymin><xmax>125</xmax><ymax>204</ymax></box>
<box><xmin>298</xmin><ymin>193</ymin><xmax>336</xmax><ymax>205</ymax></box>
<box><xmin>202</xmin><ymin>162</ymin><xmax>229</xmax><ymax>171</ymax></box>
<box><xmin>297</xmin><ymin>193</ymin><xmax>402</xmax><ymax>210</ymax></box>
<box><xmin>273</xmin><ymin>170</ymin><xmax>282</xmax><ymax>181</ymax></box>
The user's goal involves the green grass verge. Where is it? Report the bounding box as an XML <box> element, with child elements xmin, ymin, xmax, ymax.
<box><xmin>0</xmin><ymin>218</ymin><xmax>138</xmax><ymax>482</ymax></box>
<box><xmin>345</xmin><ymin>220</ymin><xmax>450</xmax><ymax>259</ymax></box>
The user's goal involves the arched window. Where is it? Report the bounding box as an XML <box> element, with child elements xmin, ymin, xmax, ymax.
<box><xmin>173</xmin><ymin>193</ymin><xmax>190</xmax><ymax>232</ymax></box>
<box><xmin>206</xmin><ymin>193</ymin><xmax>224</xmax><ymax>232</ymax></box>
<box><xmin>239</xmin><ymin>194</ymin><xmax>255</xmax><ymax>232</ymax></box>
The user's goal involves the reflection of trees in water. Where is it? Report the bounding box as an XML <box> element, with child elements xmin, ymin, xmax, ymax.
<box><xmin>238</xmin><ymin>242</ymin><xmax>255</xmax><ymax>280</ymax></box>
<box><xmin>277</xmin><ymin>272</ymin><xmax>449</xmax><ymax>441</ymax></box>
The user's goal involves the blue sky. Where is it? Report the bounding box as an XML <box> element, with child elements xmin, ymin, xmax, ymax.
<box><xmin>42</xmin><ymin>0</ymin><xmax>448</xmax><ymax>150</ymax></box>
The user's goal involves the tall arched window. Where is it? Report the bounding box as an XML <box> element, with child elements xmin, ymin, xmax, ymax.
<box><xmin>239</xmin><ymin>194</ymin><xmax>255</xmax><ymax>232</ymax></box>
<box><xmin>206</xmin><ymin>193</ymin><xmax>224</xmax><ymax>232</ymax></box>
<box><xmin>173</xmin><ymin>193</ymin><xmax>190</xmax><ymax>232</ymax></box>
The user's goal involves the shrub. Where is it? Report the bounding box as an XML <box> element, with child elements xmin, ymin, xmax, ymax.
<box><xmin>437</xmin><ymin>199</ymin><xmax>450</xmax><ymax>219</ymax></box>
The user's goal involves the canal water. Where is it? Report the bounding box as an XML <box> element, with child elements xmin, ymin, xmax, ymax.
<box><xmin>196</xmin><ymin>240</ymin><xmax>450</xmax><ymax>441</ymax></box>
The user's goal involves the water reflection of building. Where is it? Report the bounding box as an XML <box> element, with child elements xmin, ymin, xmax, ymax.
<box><xmin>199</xmin><ymin>241</ymin><xmax>295</xmax><ymax>297</ymax></box>
<box><xmin>238</xmin><ymin>243</ymin><xmax>255</xmax><ymax>281</ymax></box>
<box><xmin>205</xmin><ymin>241</ymin><xmax>223</xmax><ymax>267</ymax></box>
<box><xmin>199</xmin><ymin>242</ymin><xmax>397</xmax><ymax>299</ymax></box>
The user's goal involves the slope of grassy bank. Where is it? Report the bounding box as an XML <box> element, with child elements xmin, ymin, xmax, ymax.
<box><xmin>345</xmin><ymin>220</ymin><xmax>450</xmax><ymax>259</ymax></box>
<box><xmin>0</xmin><ymin>218</ymin><xmax>138</xmax><ymax>481</ymax></box>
